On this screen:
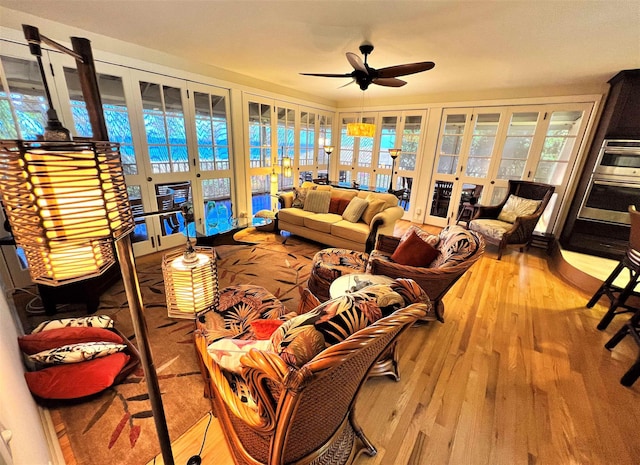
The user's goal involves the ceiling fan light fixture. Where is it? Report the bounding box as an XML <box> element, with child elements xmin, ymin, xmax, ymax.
<box><xmin>347</xmin><ymin>122</ymin><xmax>376</xmax><ymax>137</ymax></box>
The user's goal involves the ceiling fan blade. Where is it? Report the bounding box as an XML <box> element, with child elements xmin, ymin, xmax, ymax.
<box><xmin>300</xmin><ymin>72</ymin><xmax>353</xmax><ymax>78</ymax></box>
<box><xmin>346</xmin><ymin>52</ymin><xmax>368</xmax><ymax>74</ymax></box>
<box><xmin>338</xmin><ymin>79</ymin><xmax>356</xmax><ymax>88</ymax></box>
<box><xmin>376</xmin><ymin>61</ymin><xmax>435</xmax><ymax>78</ymax></box>
<box><xmin>373</xmin><ymin>77</ymin><xmax>407</xmax><ymax>87</ymax></box>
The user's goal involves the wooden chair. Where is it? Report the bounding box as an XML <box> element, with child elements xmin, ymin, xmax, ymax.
<box><xmin>194</xmin><ymin>286</ymin><xmax>429</xmax><ymax>465</ymax></box>
<box><xmin>587</xmin><ymin>205</ymin><xmax>640</xmax><ymax>330</ymax></box>
<box><xmin>468</xmin><ymin>180</ymin><xmax>554</xmax><ymax>259</ymax></box>
<box><xmin>367</xmin><ymin>225</ymin><xmax>485</xmax><ymax>322</ymax></box>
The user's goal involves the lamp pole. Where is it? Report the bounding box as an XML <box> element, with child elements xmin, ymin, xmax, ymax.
<box><xmin>324</xmin><ymin>145</ymin><xmax>334</xmax><ymax>184</ymax></box>
<box><xmin>388</xmin><ymin>148</ymin><xmax>401</xmax><ymax>193</ymax></box>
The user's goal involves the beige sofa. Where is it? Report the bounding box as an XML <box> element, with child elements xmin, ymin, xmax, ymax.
<box><xmin>277</xmin><ymin>183</ymin><xmax>404</xmax><ymax>252</ymax></box>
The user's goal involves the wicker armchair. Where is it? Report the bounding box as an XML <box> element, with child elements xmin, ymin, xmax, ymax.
<box><xmin>468</xmin><ymin>180</ymin><xmax>554</xmax><ymax>260</ymax></box>
<box><xmin>368</xmin><ymin>225</ymin><xmax>484</xmax><ymax>322</ymax></box>
<box><xmin>194</xmin><ymin>281</ymin><xmax>430</xmax><ymax>465</ymax></box>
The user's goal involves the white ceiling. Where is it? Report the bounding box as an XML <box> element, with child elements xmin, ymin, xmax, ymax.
<box><xmin>1</xmin><ymin>1</ymin><xmax>639</xmax><ymax>105</ymax></box>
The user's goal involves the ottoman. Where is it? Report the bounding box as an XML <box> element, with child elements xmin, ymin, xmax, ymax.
<box><xmin>307</xmin><ymin>248</ymin><xmax>369</xmax><ymax>302</ymax></box>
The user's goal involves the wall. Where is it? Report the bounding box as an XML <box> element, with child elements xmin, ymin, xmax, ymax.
<box><xmin>0</xmin><ymin>289</ymin><xmax>58</xmax><ymax>465</ymax></box>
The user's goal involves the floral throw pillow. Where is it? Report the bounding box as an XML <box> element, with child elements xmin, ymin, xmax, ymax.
<box><xmin>28</xmin><ymin>341</ymin><xmax>127</xmax><ymax>365</ymax></box>
<box><xmin>400</xmin><ymin>225</ymin><xmax>440</xmax><ymax>247</ymax></box>
<box><xmin>292</xmin><ymin>187</ymin><xmax>311</xmax><ymax>208</ymax></box>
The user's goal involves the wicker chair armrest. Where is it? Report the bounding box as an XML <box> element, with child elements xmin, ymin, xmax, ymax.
<box><xmin>503</xmin><ymin>214</ymin><xmax>540</xmax><ymax>244</ymax></box>
<box><xmin>374</xmin><ymin>234</ymin><xmax>401</xmax><ymax>255</ymax></box>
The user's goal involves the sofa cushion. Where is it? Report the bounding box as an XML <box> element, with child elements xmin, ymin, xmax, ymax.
<box><xmin>330</xmin><ymin>220</ymin><xmax>370</xmax><ymax>243</ymax></box>
<box><xmin>292</xmin><ymin>187</ymin><xmax>312</xmax><ymax>208</ymax></box>
<box><xmin>469</xmin><ymin>218</ymin><xmax>513</xmax><ymax>241</ymax></box>
<box><xmin>303</xmin><ymin>190</ymin><xmax>331</xmax><ymax>213</ymax></box>
<box><xmin>24</xmin><ymin>352</ymin><xmax>130</xmax><ymax>400</ymax></box>
<box><xmin>18</xmin><ymin>327</ymin><xmax>123</xmax><ymax>355</ymax></box>
<box><xmin>31</xmin><ymin>315</ymin><xmax>114</xmax><ymax>334</ymax></box>
<box><xmin>431</xmin><ymin>225</ymin><xmax>480</xmax><ymax>268</ymax></box>
<box><xmin>400</xmin><ymin>225</ymin><xmax>440</xmax><ymax>247</ymax></box>
<box><xmin>391</xmin><ymin>230</ymin><xmax>439</xmax><ymax>267</ymax></box>
<box><xmin>357</xmin><ymin>191</ymin><xmax>399</xmax><ymax>209</ymax></box>
<box><xmin>207</xmin><ymin>338</ymin><xmax>273</xmax><ymax>373</ymax></box>
<box><xmin>277</xmin><ymin>207</ymin><xmax>315</xmax><ymax>226</ymax></box>
<box><xmin>361</xmin><ymin>196</ymin><xmax>386</xmax><ymax>225</ymax></box>
<box><xmin>329</xmin><ymin>196</ymin><xmax>352</xmax><ymax>215</ymax></box>
<box><xmin>497</xmin><ymin>195</ymin><xmax>541</xmax><ymax>223</ymax></box>
<box><xmin>303</xmin><ymin>213</ymin><xmax>342</xmax><ymax>233</ymax></box>
<box><xmin>342</xmin><ymin>197</ymin><xmax>369</xmax><ymax>222</ymax></box>
<box><xmin>28</xmin><ymin>341</ymin><xmax>128</xmax><ymax>365</ymax></box>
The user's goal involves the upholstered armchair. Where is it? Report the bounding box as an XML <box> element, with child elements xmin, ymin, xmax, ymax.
<box><xmin>194</xmin><ymin>279</ymin><xmax>431</xmax><ymax>465</ymax></box>
<box><xmin>468</xmin><ymin>180</ymin><xmax>555</xmax><ymax>260</ymax></box>
<box><xmin>367</xmin><ymin>225</ymin><xmax>484</xmax><ymax>322</ymax></box>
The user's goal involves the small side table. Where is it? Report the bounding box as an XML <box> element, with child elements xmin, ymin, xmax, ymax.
<box><xmin>329</xmin><ymin>273</ymin><xmax>395</xmax><ymax>299</ymax></box>
<box><xmin>456</xmin><ymin>202</ymin><xmax>479</xmax><ymax>228</ymax></box>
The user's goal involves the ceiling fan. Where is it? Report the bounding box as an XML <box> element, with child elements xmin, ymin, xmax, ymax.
<box><xmin>300</xmin><ymin>43</ymin><xmax>435</xmax><ymax>91</ymax></box>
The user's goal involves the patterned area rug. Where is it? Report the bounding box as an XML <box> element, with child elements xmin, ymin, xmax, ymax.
<box><xmin>18</xmin><ymin>231</ymin><xmax>321</xmax><ymax>465</ymax></box>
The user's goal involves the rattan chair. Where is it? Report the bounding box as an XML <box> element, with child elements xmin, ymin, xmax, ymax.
<box><xmin>468</xmin><ymin>180</ymin><xmax>554</xmax><ymax>260</ymax></box>
<box><xmin>367</xmin><ymin>225</ymin><xmax>484</xmax><ymax>322</ymax></box>
<box><xmin>194</xmin><ymin>294</ymin><xmax>429</xmax><ymax>465</ymax></box>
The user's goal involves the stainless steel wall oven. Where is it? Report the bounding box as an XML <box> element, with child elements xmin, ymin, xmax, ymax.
<box><xmin>578</xmin><ymin>139</ymin><xmax>640</xmax><ymax>226</ymax></box>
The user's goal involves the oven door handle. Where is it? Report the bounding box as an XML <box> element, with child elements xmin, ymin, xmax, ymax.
<box><xmin>592</xmin><ymin>179</ymin><xmax>640</xmax><ymax>189</ymax></box>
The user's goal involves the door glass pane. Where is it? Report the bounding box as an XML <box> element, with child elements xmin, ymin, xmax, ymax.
<box><xmin>430</xmin><ymin>179</ymin><xmax>454</xmax><ymax>218</ymax></box>
<box><xmin>339</xmin><ymin>117</ymin><xmax>355</xmax><ymax>169</ymax></box>
<box><xmin>466</xmin><ymin>113</ymin><xmax>500</xmax><ymax>178</ymax></box>
<box><xmin>438</xmin><ymin>114</ymin><xmax>467</xmax><ymax>174</ymax></box>
<box><xmin>155</xmin><ymin>181</ymin><xmax>192</xmax><ymax>237</ymax></box>
<box><xmin>202</xmin><ymin>177</ymin><xmax>232</xmax><ymax>235</ymax></box>
<box><xmin>534</xmin><ymin>110</ymin><xmax>584</xmax><ymax>185</ymax></box>
<box><xmin>318</xmin><ymin>114</ymin><xmax>332</xmax><ymax>165</ymax></box>
<box><xmin>251</xmin><ymin>175</ymin><xmax>271</xmax><ymax>215</ymax></box>
<box><xmin>400</xmin><ymin>115</ymin><xmax>422</xmax><ymax>171</ymax></box>
<box><xmin>195</xmin><ymin>92</ymin><xmax>229</xmax><ymax>171</ymax></box>
<box><xmin>356</xmin><ymin>116</ymin><xmax>375</xmax><ymax>169</ymax></box>
<box><xmin>377</xmin><ymin>116</ymin><xmax>398</xmax><ymax>169</ymax></box>
<box><xmin>299</xmin><ymin>111</ymin><xmax>315</xmax><ymax>166</ymax></box>
<box><xmin>248</xmin><ymin>102</ymin><xmax>271</xmax><ymax>168</ymax></box>
<box><xmin>127</xmin><ymin>185</ymin><xmax>148</xmax><ymax>244</ymax></box>
<box><xmin>65</xmin><ymin>68</ymin><xmax>138</xmax><ymax>175</ymax></box>
<box><xmin>0</xmin><ymin>56</ymin><xmax>47</xmax><ymax>139</ymax></box>
<box><xmin>140</xmin><ymin>82</ymin><xmax>189</xmax><ymax>174</ymax></box>
<box><xmin>497</xmin><ymin>112</ymin><xmax>539</xmax><ymax>180</ymax></box>
<box><xmin>277</xmin><ymin>107</ymin><xmax>295</xmax><ymax>166</ymax></box>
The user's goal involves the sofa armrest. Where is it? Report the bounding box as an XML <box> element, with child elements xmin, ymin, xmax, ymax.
<box><xmin>366</xmin><ymin>206</ymin><xmax>405</xmax><ymax>253</ymax></box>
<box><xmin>278</xmin><ymin>192</ymin><xmax>294</xmax><ymax>209</ymax></box>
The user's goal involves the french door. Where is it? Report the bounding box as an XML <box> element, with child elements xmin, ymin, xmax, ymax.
<box><xmin>428</xmin><ymin>103</ymin><xmax>594</xmax><ymax>233</ymax></box>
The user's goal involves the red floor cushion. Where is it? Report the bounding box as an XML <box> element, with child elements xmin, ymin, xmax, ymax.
<box><xmin>24</xmin><ymin>352</ymin><xmax>130</xmax><ymax>400</ymax></box>
<box><xmin>18</xmin><ymin>326</ymin><xmax>124</xmax><ymax>355</ymax></box>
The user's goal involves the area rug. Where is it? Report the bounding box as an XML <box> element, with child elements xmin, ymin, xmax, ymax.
<box><xmin>31</xmin><ymin>231</ymin><xmax>321</xmax><ymax>465</ymax></box>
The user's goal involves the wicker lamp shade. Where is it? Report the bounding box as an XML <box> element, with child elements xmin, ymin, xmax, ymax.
<box><xmin>162</xmin><ymin>246</ymin><xmax>219</xmax><ymax>318</ymax></box>
<box><xmin>346</xmin><ymin>122</ymin><xmax>376</xmax><ymax>137</ymax></box>
<box><xmin>0</xmin><ymin>140</ymin><xmax>133</xmax><ymax>285</ymax></box>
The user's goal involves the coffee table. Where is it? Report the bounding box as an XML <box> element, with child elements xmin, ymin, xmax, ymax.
<box><xmin>195</xmin><ymin>217</ymin><xmax>273</xmax><ymax>247</ymax></box>
<box><xmin>329</xmin><ymin>273</ymin><xmax>395</xmax><ymax>299</ymax></box>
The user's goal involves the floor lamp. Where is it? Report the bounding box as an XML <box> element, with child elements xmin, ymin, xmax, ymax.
<box><xmin>388</xmin><ymin>148</ymin><xmax>401</xmax><ymax>193</ymax></box>
<box><xmin>324</xmin><ymin>145</ymin><xmax>334</xmax><ymax>184</ymax></box>
<box><xmin>0</xmin><ymin>25</ymin><xmax>176</xmax><ymax>465</ymax></box>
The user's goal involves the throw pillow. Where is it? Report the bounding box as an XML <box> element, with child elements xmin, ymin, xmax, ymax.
<box><xmin>329</xmin><ymin>196</ymin><xmax>347</xmax><ymax>214</ymax></box>
<box><xmin>207</xmin><ymin>338</ymin><xmax>272</xmax><ymax>373</ymax></box>
<box><xmin>291</xmin><ymin>187</ymin><xmax>309</xmax><ymax>208</ymax></box>
<box><xmin>341</xmin><ymin>197</ymin><xmax>369</xmax><ymax>223</ymax></box>
<box><xmin>400</xmin><ymin>225</ymin><xmax>440</xmax><ymax>247</ymax></box>
<box><xmin>250</xmin><ymin>319</ymin><xmax>284</xmax><ymax>340</ymax></box>
<box><xmin>24</xmin><ymin>352</ymin><xmax>130</xmax><ymax>400</ymax></box>
<box><xmin>361</xmin><ymin>198</ymin><xmax>386</xmax><ymax>225</ymax></box>
<box><xmin>303</xmin><ymin>190</ymin><xmax>332</xmax><ymax>214</ymax></box>
<box><xmin>31</xmin><ymin>315</ymin><xmax>114</xmax><ymax>334</ymax></box>
<box><xmin>18</xmin><ymin>327</ymin><xmax>123</xmax><ymax>355</ymax></box>
<box><xmin>497</xmin><ymin>195</ymin><xmax>541</xmax><ymax>223</ymax></box>
<box><xmin>28</xmin><ymin>342</ymin><xmax>128</xmax><ymax>365</ymax></box>
<box><xmin>391</xmin><ymin>230</ymin><xmax>439</xmax><ymax>267</ymax></box>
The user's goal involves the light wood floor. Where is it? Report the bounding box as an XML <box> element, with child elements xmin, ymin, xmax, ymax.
<box><xmin>55</xmin><ymin>221</ymin><xmax>640</xmax><ymax>465</ymax></box>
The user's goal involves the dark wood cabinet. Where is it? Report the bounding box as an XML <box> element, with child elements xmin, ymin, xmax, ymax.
<box><xmin>560</xmin><ymin>69</ymin><xmax>640</xmax><ymax>258</ymax></box>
